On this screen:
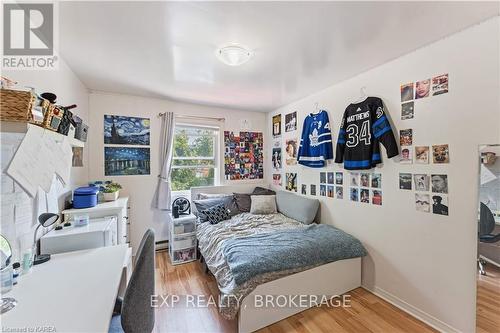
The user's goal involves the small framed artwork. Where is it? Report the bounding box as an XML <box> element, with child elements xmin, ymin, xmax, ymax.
<box><xmin>272</xmin><ymin>114</ymin><xmax>282</xmax><ymax>137</ymax></box>
<box><xmin>360</xmin><ymin>189</ymin><xmax>370</xmax><ymax>203</ymax></box>
<box><xmin>432</xmin><ymin>144</ymin><xmax>450</xmax><ymax>163</ymax></box>
<box><xmin>335</xmin><ymin>172</ymin><xmax>343</xmax><ymax>185</ymax></box>
<box><xmin>400</xmin><ymin>83</ymin><xmax>414</xmax><ymax>102</ymax></box>
<box><xmin>432</xmin><ymin>74</ymin><xmax>449</xmax><ymax>96</ymax></box>
<box><xmin>432</xmin><ymin>194</ymin><xmax>449</xmax><ymax>216</ymax></box>
<box><xmin>350</xmin><ymin>187</ymin><xmax>359</xmax><ymax>202</ymax></box>
<box><xmin>415</xmin><ymin>146</ymin><xmax>429</xmax><ymax>164</ymax></box>
<box><xmin>327</xmin><ymin>172</ymin><xmax>334</xmax><ymax>184</ymax></box>
<box><xmin>401</xmin><ymin>102</ymin><xmax>414</xmax><ymax>120</ymax></box>
<box><xmin>320</xmin><ymin>185</ymin><xmax>327</xmax><ymax>197</ymax></box>
<box><xmin>415</xmin><ymin>79</ymin><xmax>431</xmax><ymax>99</ymax></box>
<box><xmin>415</xmin><ymin>193</ymin><xmax>431</xmax><ymax>213</ymax></box>
<box><xmin>400</xmin><ymin>129</ymin><xmax>413</xmax><ymax>146</ymax></box>
<box><xmin>360</xmin><ymin>173</ymin><xmax>370</xmax><ymax>187</ymax></box>
<box><xmin>310</xmin><ymin>184</ymin><xmax>317</xmax><ymax>196</ymax></box>
<box><xmin>336</xmin><ymin>186</ymin><xmax>344</xmax><ymax>199</ymax></box>
<box><xmin>327</xmin><ymin>186</ymin><xmax>334</xmax><ymax>198</ymax></box>
<box><xmin>301</xmin><ymin>184</ymin><xmax>307</xmax><ymax>195</ymax></box>
<box><xmin>399</xmin><ymin>173</ymin><xmax>412</xmax><ymax>190</ymax></box>
<box><xmin>372</xmin><ymin>190</ymin><xmax>382</xmax><ymax>205</ymax></box>
<box><xmin>431</xmin><ymin>174</ymin><xmax>448</xmax><ymax>194</ymax></box>
<box><xmin>400</xmin><ymin>147</ymin><xmax>413</xmax><ymax>164</ymax></box>
<box><xmin>285</xmin><ymin>112</ymin><xmax>297</xmax><ymax>132</ymax></box>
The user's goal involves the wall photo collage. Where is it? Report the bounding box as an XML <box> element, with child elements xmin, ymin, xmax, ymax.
<box><xmin>224</xmin><ymin>131</ymin><xmax>264</xmax><ymax>180</ymax></box>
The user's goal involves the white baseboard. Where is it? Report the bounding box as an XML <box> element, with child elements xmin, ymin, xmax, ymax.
<box><xmin>362</xmin><ymin>285</ymin><xmax>460</xmax><ymax>333</ymax></box>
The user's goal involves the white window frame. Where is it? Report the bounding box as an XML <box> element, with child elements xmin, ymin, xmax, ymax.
<box><xmin>171</xmin><ymin>123</ymin><xmax>220</xmax><ymax>193</ymax></box>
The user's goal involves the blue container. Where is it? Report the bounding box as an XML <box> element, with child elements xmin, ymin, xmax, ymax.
<box><xmin>73</xmin><ymin>186</ymin><xmax>99</xmax><ymax>209</ymax></box>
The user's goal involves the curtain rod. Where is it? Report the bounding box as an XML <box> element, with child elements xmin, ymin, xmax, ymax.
<box><xmin>158</xmin><ymin>112</ymin><xmax>225</xmax><ymax>122</ymax></box>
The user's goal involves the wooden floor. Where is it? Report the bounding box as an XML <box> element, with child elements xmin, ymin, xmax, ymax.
<box><xmin>476</xmin><ymin>263</ymin><xmax>500</xmax><ymax>333</ymax></box>
<box><xmin>154</xmin><ymin>251</ymin><xmax>437</xmax><ymax>333</ymax></box>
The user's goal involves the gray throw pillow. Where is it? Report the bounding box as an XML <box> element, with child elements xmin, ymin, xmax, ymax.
<box><xmin>234</xmin><ymin>187</ymin><xmax>275</xmax><ymax>213</ymax></box>
<box><xmin>193</xmin><ymin>196</ymin><xmax>238</xmax><ymax>222</ymax></box>
<box><xmin>252</xmin><ymin>187</ymin><xmax>276</xmax><ymax>196</ymax></box>
<box><xmin>250</xmin><ymin>195</ymin><xmax>277</xmax><ymax>214</ymax></box>
<box><xmin>202</xmin><ymin>203</ymin><xmax>230</xmax><ymax>224</ymax></box>
<box><xmin>233</xmin><ymin>193</ymin><xmax>252</xmax><ymax>213</ymax></box>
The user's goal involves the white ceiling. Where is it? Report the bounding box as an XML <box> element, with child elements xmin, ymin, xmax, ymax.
<box><xmin>59</xmin><ymin>1</ymin><xmax>499</xmax><ymax>112</ymax></box>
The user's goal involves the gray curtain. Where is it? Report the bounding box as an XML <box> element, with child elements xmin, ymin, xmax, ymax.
<box><xmin>153</xmin><ymin>112</ymin><xmax>175</xmax><ymax>210</ymax></box>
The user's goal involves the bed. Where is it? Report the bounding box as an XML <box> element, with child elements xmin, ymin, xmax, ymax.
<box><xmin>191</xmin><ymin>184</ymin><xmax>365</xmax><ymax>333</ymax></box>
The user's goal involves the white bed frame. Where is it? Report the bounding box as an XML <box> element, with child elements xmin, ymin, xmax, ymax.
<box><xmin>190</xmin><ymin>184</ymin><xmax>362</xmax><ymax>333</ymax></box>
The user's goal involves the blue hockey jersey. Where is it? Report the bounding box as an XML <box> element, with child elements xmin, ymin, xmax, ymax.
<box><xmin>297</xmin><ymin>110</ymin><xmax>334</xmax><ymax>168</ymax></box>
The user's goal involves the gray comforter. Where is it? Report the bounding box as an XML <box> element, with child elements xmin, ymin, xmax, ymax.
<box><xmin>196</xmin><ymin>213</ymin><xmax>366</xmax><ymax>319</ymax></box>
<box><xmin>222</xmin><ymin>224</ymin><xmax>367</xmax><ymax>286</ymax></box>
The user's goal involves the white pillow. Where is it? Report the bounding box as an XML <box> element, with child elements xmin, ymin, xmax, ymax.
<box><xmin>250</xmin><ymin>195</ymin><xmax>277</xmax><ymax>215</ymax></box>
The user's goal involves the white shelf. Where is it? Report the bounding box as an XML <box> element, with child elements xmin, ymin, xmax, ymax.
<box><xmin>0</xmin><ymin>121</ymin><xmax>85</xmax><ymax>147</ymax></box>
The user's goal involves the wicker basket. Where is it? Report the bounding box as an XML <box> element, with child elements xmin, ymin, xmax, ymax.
<box><xmin>0</xmin><ymin>89</ymin><xmax>39</xmax><ymax>123</ymax></box>
<box><xmin>42</xmin><ymin>104</ymin><xmax>62</xmax><ymax>132</ymax></box>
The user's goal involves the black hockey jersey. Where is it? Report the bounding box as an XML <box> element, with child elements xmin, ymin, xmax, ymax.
<box><xmin>335</xmin><ymin>97</ymin><xmax>398</xmax><ymax>170</ymax></box>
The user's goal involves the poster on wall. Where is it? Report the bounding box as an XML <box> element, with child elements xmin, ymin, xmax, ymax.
<box><xmin>400</xmin><ymin>146</ymin><xmax>413</xmax><ymax>164</ymax></box>
<box><xmin>272</xmin><ymin>114</ymin><xmax>282</xmax><ymax>137</ymax></box>
<box><xmin>401</xmin><ymin>102</ymin><xmax>414</xmax><ymax>120</ymax></box>
<box><xmin>431</xmin><ymin>174</ymin><xmax>448</xmax><ymax>194</ymax></box>
<box><xmin>432</xmin><ymin>194</ymin><xmax>449</xmax><ymax>215</ymax></box>
<box><xmin>223</xmin><ymin>131</ymin><xmax>264</xmax><ymax>180</ymax></box>
<box><xmin>400</xmin><ymin>83</ymin><xmax>414</xmax><ymax>102</ymax></box>
<box><xmin>432</xmin><ymin>74</ymin><xmax>449</xmax><ymax>96</ymax></box>
<box><xmin>104</xmin><ymin>147</ymin><xmax>150</xmax><ymax>176</ymax></box>
<box><xmin>285</xmin><ymin>112</ymin><xmax>297</xmax><ymax>132</ymax></box>
<box><xmin>415</xmin><ymin>193</ymin><xmax>431</xmax><ymax>213</ymax></box>
<box><xmin>400</xmin><ymin>129</ymin><xmax>413</xmax><ymax>146</ymax></box>
<box><xmin>72</xmin><ymin>147</ymin><xmax>83</xmax><ymax>167</ymax></box>
<box><xmin>104</xmin><ymin>115</ymin><xmax>150</xmax><ymax>145</ymax></box>
<box><xmin>272</xmin><ymin>174</ymin><xmax>282</xmax><ymax>186</ymax></box>
<box><xmin>432</xmin><ymin>144</ymin><xmax>450</xmax><ymax>164</ymax></box>
<box><xmin>399</xmin><ymin>173</ymin><xmax>412</xmax><ymax>190</ymax></box>
<box><xmin>415</xmin><ymin>79</ymin><xmax>431</xmax><ymax>99</ymax></box>
<box><xmin>285</xmin><ymin>173</ymin><xmax>297</xmax><ymax>192</ymax></box>
<box><xmin>414</xmin><ymin>174</ymin><xmax>430</xmax><ymax>191</ymax></box>
<box><xmin>285</xmin><ymin>138</ymin><xmax>298</xmax><ymax>165</ymax></box>
<box><xmin>415</xmin><ymin>146</ymin><xmax>429</xmax><ymax>164</ymax></box>
<box><xmin>272</xmin><ymin>147</ymin><xmax>282</xmax><ymax>171</ymax></box>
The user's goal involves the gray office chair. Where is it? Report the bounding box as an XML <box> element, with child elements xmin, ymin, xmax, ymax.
<box><xmin>478</xmin><ymin>203</ymin><xmax>500</xmax><ymax>275</ymax></box>
<box><xmin>109</xmin><ymin>229</ymin><xmax>155</xmax><ymax>333</ymax></box>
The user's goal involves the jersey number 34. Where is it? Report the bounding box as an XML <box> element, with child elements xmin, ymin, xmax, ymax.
<box><xmin>346</xmin><ymin>120</ymin><xmax>371</xmax><ymax>147</ymax></box>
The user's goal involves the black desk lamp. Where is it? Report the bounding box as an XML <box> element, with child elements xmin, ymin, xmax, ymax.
<box><xmin>33</xmin><ymin>213</ymin><xmax>59</xmax><ymax>265</ymax></box>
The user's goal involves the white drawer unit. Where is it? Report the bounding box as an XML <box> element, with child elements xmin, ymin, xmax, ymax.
<box><xmin>169</xmin><ymin>213</ymin><xmax>197</xmax><ymax>265</ymax></box>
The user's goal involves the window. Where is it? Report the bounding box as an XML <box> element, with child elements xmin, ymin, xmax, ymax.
<box><xmin>171</xmin><ymin>124</ymin><xmax>218</xmax><ymax>191</ymax></box>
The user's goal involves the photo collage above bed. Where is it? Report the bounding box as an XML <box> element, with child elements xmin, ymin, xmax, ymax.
<box><xmin>272</xmin><ymin>73</ymin><xmax>451</xmax><ymax>215</ymax></box>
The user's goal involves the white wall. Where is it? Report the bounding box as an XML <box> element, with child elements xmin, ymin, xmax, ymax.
<box><xmin>1</xmin><ymin>59</ymin><xmax>90</xmax><ymax>260</ymax></box>
<box><xmin>265</xmin><ymin>17</ymin><xmax>500</xmax><ymax>333</ymax></box>
<box><xmin>87</xmin><ymin>92</ymin><xmax>266</xmax><ymax>253</ymax></box>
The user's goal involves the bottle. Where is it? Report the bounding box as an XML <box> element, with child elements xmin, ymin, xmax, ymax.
<box><xmin>12</xmin><ymin>262</ymin><xmax>20</xmax><ymax>285</ymax></box>
<box><xmin>0</xmin><ymin>265</ymin><xmax>13</xmax><ymax>293</ymax></box>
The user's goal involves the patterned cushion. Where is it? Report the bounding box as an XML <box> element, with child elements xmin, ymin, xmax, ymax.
<box><xmin>202</xmin><ymin>203</ymin><xmax>230</xmax><ymax>224</ymax></box>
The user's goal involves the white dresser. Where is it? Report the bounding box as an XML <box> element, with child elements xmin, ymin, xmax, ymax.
<box><xmin>169</xmin><ymin>213</ymin><xmax>197</xmax><ymax>265</ymax></box>
<box><xmin>62</xmin><ymin>197</ymin><xmax>130</xmax><ymax>245</ymax></box>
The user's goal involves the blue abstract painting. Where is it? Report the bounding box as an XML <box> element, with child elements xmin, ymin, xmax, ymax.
<box><xmin>104</xmin><ymin>115</ymin><xmax>150</xmax><ymax>145</ymax></box>
<box><xmin>105</xmin><ymin>147</ymin><xmax>150</xmax><ymax>176</ymax></box>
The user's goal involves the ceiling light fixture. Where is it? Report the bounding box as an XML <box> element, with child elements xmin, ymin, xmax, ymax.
<box><xmin>216</xmin><ymin>44</ymin><xmax>252</xmax><ymax>66</ymax></box>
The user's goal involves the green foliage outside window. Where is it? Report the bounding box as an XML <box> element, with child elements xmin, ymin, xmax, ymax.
<box><xmin>171</xmin><ymin>126</ymin><xmax>217</xmax><ymax>191</ymax></box>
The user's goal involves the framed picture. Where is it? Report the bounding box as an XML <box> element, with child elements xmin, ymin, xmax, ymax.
<box><xmin>104</xmin><ymin>115</ymin><xmax>150</xmax><ymax>145</ymax></box>
<box><xmin>104</xmin><ymin>147</ymin><xmax>150</xmax><ymax>176</ymax></box>
<box><xmin>272</xmin><ymin>114</ymin><xmax>282</xmax><ymax>137</ymax></box>
<box><xmin>285</xmin><ymin>112</ymin><xmax>297</xmax><ymax>132</ymax></box>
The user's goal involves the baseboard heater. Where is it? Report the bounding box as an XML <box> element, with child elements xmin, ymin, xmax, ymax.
<box><xmin>155</xmin><ymin>240</ymin><xmax>168</xmax><ymax>252</ymax></box>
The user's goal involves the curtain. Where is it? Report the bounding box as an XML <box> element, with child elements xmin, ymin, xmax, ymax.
<box><xmin>153</xmin><ymin>112</ymin><xmax>175</xmax><ymax>210</ymax></box>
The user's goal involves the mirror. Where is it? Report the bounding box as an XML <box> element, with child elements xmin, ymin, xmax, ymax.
<box><xmin>476</xmin><ymin>144</ymin><xmax>500</xmax><ymax>331</ymax></box>
<box><xmin>0</xmin><ymin>234</ymin><xmax>12</xmax><ymax>270</ymax></box>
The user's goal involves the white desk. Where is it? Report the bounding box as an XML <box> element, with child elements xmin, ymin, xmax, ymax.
<box><xmin>1</xmin><ymin>244</ymin><xmax>128</xmax><ymax>333</ymax></box>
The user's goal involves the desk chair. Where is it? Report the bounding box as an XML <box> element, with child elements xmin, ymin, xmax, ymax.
<box><xmin>110</xmin><ymin>229</ymin><xmax>155</xmax><ymax>333</ymax></box>
<box><xmin>478</xmin><ymin>203</ymin><xmax>500</xmax><ymax>275</ymax></box>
